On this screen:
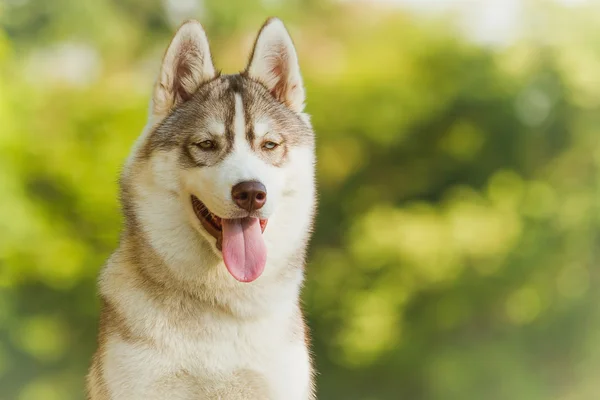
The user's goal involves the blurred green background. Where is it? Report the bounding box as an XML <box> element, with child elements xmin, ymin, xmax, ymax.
<box><xmin>1</xmin><ymin>0</ymin><xmax>600</xmax><ymax>399</ymax></box>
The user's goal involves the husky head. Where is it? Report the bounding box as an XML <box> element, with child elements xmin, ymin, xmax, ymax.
<box><xmin>121</xmin><ymin>19</ymin><xmax>315</xmax><ymax>285</ymax></box>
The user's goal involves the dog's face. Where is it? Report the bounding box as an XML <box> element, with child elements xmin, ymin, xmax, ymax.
<box><xmin>126</xmin><ymin>19</ymin><xmax>315</xmax><ymax>283</ymax></box>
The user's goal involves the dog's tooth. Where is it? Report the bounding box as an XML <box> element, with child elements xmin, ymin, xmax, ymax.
<box><xmin>191</xmin><ymin>196</ymin><xmax>223</xmax><ymax>231</ymax></box>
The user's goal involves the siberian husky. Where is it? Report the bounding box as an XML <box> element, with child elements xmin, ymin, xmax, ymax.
<box><xmin>86</xmin><ymin>18</ymin><xmax>316</xmax><ymax>399</ymax></box>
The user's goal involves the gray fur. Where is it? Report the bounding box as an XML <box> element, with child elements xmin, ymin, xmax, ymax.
<box><xmin>142</xmin><ymin>74</ymin><xmax>313</xmax><ymax>170</ymax></box>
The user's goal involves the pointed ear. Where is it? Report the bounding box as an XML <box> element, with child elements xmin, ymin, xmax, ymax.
<box><xmin>245</xmin><ymin>18</ymin><xmax>305</xmax><ymax>113</ymax></box>
<box><xmin>152</xmin><ymin>20</ymin><xmax>216</xmax><ymax>118</ymax></box>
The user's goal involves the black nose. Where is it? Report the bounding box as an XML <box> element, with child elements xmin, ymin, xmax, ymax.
<box><xmin>231</xmin><ymin>181</ymin><xmax>267</xmax><ymax>212</ymax></box>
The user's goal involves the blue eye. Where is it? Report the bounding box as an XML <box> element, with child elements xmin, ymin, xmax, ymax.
<box><xmin>262</xmin><ymin>141</ymin><xmax>279</xmax><ymax>150</ymax></box>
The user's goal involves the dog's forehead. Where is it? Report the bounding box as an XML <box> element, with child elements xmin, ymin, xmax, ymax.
<box><xmin>189</xmin><ymin>74</ymin><xmax>281</xmax><ymax>133</ymax></box>
<box><xmin>148</xmin><ymin>73</ymin><xmax>312</xmax><ymax>156</ymax></box>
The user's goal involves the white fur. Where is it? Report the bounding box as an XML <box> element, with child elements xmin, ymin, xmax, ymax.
<box><xmin>99</xmin><ymin>260</ymin><xmax>308</xmax><ymax>399</ymax></box>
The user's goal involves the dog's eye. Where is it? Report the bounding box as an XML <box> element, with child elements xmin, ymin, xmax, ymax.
<box><xmin>196</xmin><ymin>140</ymin><xmax>215</xmax><ymax>150</ymax></box>
<box><xmin>262</xmin><ymin>141</ymin><xmax>279</xmax><ymax>150</ymax></box>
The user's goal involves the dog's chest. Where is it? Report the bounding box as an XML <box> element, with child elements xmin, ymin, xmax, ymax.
<box><xmin>103</xmin><ymin>306</ymin><xmax>310</xmax><ymax>399</ymax></box>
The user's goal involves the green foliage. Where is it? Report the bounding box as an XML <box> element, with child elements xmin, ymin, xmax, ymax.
<box><xmin>1</xmin><ymin>1</ymin><xmax>600</xmax><ymax>399</ymax></box>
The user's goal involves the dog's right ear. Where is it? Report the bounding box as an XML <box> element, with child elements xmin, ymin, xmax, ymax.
<box><xmin>152</xmin><ymin>20</ymin><xmax>216</xmax><ymax>119</ymax></box>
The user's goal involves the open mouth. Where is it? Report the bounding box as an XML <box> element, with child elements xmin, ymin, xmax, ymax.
<box><xmin>191</xmin><ymin>195</ymin><xmax>267</xmax><ymax>248</ymax></box>
<box><xmin>191</xmin><ymin>195</ymin><xmax>268</xmax><ymax>283</ymax></box>
<box><xmin>191</xmin><ymin>195</ymin><xmax>224</xmax><ymax>244</ymax></box>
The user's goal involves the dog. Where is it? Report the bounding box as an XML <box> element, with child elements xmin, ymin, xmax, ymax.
<box><xmin>86</xmin><ymin>17</ymin><xmax>316</xmax><ymax>399</ymax></box>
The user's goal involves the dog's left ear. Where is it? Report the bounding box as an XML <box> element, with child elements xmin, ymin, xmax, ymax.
<box><xmin>152</xmin><ymin>20</ymin><xmax>216</xmax><ymax>119</ymax></box>
<box><xmin>245</xmin><ymin>18</ymin><xmax>305</xmax><ymax>113</ymax></box>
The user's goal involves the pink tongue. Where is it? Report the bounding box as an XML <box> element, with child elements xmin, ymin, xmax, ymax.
<box><xmin>221</xmin><ymin>217</ymin><xmax>267</xmax><ymax>282</ymax></box>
